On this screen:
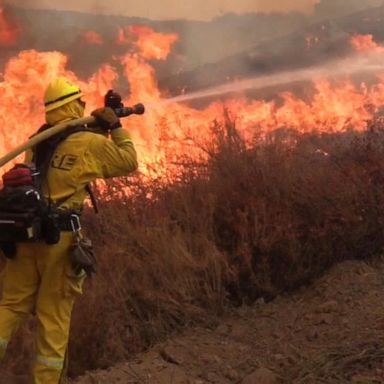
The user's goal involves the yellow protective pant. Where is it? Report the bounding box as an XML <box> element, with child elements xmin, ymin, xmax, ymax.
<box><xmin>0</xmin><ymin>232</ymin><xmax>86</xmax><ymax>384</ymax></box>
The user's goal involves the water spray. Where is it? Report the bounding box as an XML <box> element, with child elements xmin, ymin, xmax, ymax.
<box><xmin>158</xmin><ymin>53</ymin><xmax>384</xmax><ymax>105</ymax></box>
<box><xmin>1</xmin><ymin>52</ymin><xmax>383</xmax><ymax>169</ymax></box>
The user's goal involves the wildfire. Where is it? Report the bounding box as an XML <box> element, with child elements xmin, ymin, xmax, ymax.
<box><xmin>1</xmin><ymin>26</ymin><xmax>384</xmax><ymax>180</ymax></box>
<box><xmin>350</xmin><ymin>34</ymin><xmax>384</xmax><ymax>53</ymax></box>
<box><xmin>83</xmin><ymin>31</ymin><xmax>103</xmax><ymax>45</ymax></box>
<box><xmin>0</xmin><ymin>2</ymin><xmax>21</xmax><ymax>46</ymax></box>
<box><xmin>116</xmin><ymin>25</ymin><xmax>178</xmax><ymax>60</ymax></box>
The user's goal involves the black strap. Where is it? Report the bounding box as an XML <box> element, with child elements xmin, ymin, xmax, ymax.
<box><xmin>86</xmin><ymin>184</ymin><xmax>99</xmax><ymax>214</ymax></box>
<box><xmin>44</xmin><ymin>90</ymin><xmax>81</xmax><ymax>107</ymax></box>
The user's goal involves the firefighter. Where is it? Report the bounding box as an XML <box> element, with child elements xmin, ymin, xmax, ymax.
<box><xmin>0</xmin><ymin>77</ymin><xmax>138</xmax><ymax>383</ymax></box>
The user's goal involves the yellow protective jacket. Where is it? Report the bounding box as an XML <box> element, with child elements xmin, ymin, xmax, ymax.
<box><xmin>0</xmin><ymin>103</ymin><xmax>138</xmax><ymax>383</ymax></box>
<box><xmin>27</xmin><ymin>127</ymin><xmax>138</xmax><ymax>211</ymax></box>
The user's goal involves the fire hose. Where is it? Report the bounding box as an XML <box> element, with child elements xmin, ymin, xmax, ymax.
<box><xmin>0</xmin><ymin>103</ymin><xmax>145</xmax><ymax>169</ymax></box>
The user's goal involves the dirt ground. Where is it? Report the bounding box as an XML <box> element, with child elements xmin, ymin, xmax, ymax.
<box><xmin>3</xmin><ymin>257</ymin><xmax>384</xmax><ymax>384</ymax></box>
<box><xmin>69</xmin><ymin>257</ymin><xmax>384</xmax><ymax>384</ymax></box>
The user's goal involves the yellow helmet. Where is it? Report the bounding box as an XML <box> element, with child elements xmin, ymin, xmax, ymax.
<box><xmin>44</xmin><ymin>77</ymin><xmax>83</xmax><ymax>112</ymax></box>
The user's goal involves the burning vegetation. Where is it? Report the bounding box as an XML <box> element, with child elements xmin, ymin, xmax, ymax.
<box><xmin>2</xmin><ymin>18</ymin><xmax>384</xmax><ymax>177</ymax></box>
<box><xmin>2</xmin><ymin>0</ymin><xmax>384</xmax><ymax>380</ymax></box>
<box><xmin>350</xmin><ymin>33</ymin><xmax>384</xmax><ymax>53</ymax></box>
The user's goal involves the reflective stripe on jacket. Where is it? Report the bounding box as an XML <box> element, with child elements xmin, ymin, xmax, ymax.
<box><xmin>40</xmin><ymin>127</ymin><xmax>138</xmax><ymax>211</ymax></box>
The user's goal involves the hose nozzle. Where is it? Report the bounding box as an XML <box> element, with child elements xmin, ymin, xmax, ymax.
<box><xmin>115</xmin><ymin>103</ymin><xmax>145</xmax><ymax>118</ymax></box>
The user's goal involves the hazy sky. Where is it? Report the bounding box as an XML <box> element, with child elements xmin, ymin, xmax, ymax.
<box><xmin>7</xmin><ymin>0</ymin><xmax>319</xmax><ymax>20</ymax></box>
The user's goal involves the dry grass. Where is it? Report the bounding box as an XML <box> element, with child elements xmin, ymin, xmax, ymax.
<box><xmin>3</xmin><ymin>117</ymin><xmax>384</xmax><ymax>377</ymax></box>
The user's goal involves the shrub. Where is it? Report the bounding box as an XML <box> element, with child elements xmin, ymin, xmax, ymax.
<box><xmin>2</xmin><ymin>118</ymin><xmax>384</xmax><ymax>377</ymax></box>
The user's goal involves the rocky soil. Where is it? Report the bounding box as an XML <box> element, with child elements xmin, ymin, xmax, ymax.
<box><xmin>71</xmin><ymin>257</ymin><xmax>384</xmax><ymax>384</ymax></box>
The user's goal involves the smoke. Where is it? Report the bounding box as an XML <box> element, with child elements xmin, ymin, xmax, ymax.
<box><xmin>160</xmin><ymin>52</ymin><xmax>384</xmax><ymax>104</ymax></box>
<box><xmin>7</xmin><ymin>0</ymin><xmax>384</xmax><ymax>21</ymax></box>
<box><xmin>314</xmin><ymin>0</ymin><xmax>384</xmax><ymax>18</ymax></box>
<box><xmin>4</xmin><ymin>4</ymin><xmax>311</xmax><ymax>75</ymax></box>
<box><xmin>4</xmin><ymin>0</ymin><xmax>108</xmax><ymax>15</ymax></box>
<box><xmin>6</xmin><ymin>0</ymin><xmax>316</xmax><ymax>20</ymax></box>
<box><xmin>2</xmin><ymin>0</ymin><xmax>384</xmax><ymax>101</ymax></box>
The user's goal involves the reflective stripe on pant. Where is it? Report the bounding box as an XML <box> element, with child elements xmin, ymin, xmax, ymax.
<box><xmin>0</xmin><ymin>232</ymin><xmax>86</xmax><ymax>384</ymax></box>
<box><xmin>34</xmin><ymin>354</ymin><xmax>65</xmax><ymax>384</ymax></box>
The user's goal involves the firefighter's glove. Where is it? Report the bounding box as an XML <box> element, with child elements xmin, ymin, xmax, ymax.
<box><xmin>104</xmin><ymin>90</ymin><xmax>123</xmax><ymax>109</ymax></box>
<box><xmin>91</xmin><ymin>107</ymin><xmax>122</xmax><ymax>131</ymax></box>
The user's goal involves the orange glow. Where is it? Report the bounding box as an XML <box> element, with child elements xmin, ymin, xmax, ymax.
<box><xmin>350</xmin><ymin>34</ymin><xmax>384</xmax><ymax>53</ymax></box>
<box><xmin>116</xmin><ymin>25</ymin><xmax>178</xmax><ymax>60</ymax></box>
<box><xmin>0</xmin><ymin>2</ymin><xmax>21</xmax><ymax>46</ymax></box>
<box><xmin>0</xmin><ymin>51</ymin><xmax>117</xmax><ymax>172</ymax></box>
<box><xmin>83</xmin><ymin>31</ymin><xmax>103</xmax><ymax>45</ymax></box>
<box><xmin>2</xmin><ymin>27</ymin><xmax>384</xmax><ymax>180</ymax></box>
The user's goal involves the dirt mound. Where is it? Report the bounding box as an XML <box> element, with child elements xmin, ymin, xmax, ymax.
<box><xmin>69</xmin><ymin>257</ymin><xmax>384</xmax><ymax>383</ymax></box>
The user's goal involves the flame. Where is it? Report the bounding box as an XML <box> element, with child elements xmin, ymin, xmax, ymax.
<box><xmin>350</xmin><ymin>34</ymin><xmax>384</xmax><ymax>53</ymax></box>
<box><xmin>2</xmin><ymin>26</ymin><xmax>384</xmax><ymax>181</ymax></box>
<box><xmin>0</xmin><ymin>1</ymin><xmax>21</xmax><ymax>46</ymax></box>
<box><xmin>0</xmin><ymin>51</ymin><xmax>117</xmax><ymax>171</ymax></box>
<box><xmin>83</xmin><ymin>31</ymin><xmax>103</xmax><ymax>45</ymax></box>
<box><xmin>116</xmin><ymin>25</ymin><xmax>178</xmax><ymax>60</ymax></box>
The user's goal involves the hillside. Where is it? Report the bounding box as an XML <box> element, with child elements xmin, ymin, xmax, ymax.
<box><xmin>4</xmin><ymin>3</ymin><xmax>384</xmax><ymax>97</ymax></box>
<box><xmin>160</xmin><ymin>5</ymin><xmax>384</xmax><ymax>95</ymax></box>
<box><xmin>3</xmin><ymin>5</ymin><xmax>308</xmax><ymax>77</ymax></box>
